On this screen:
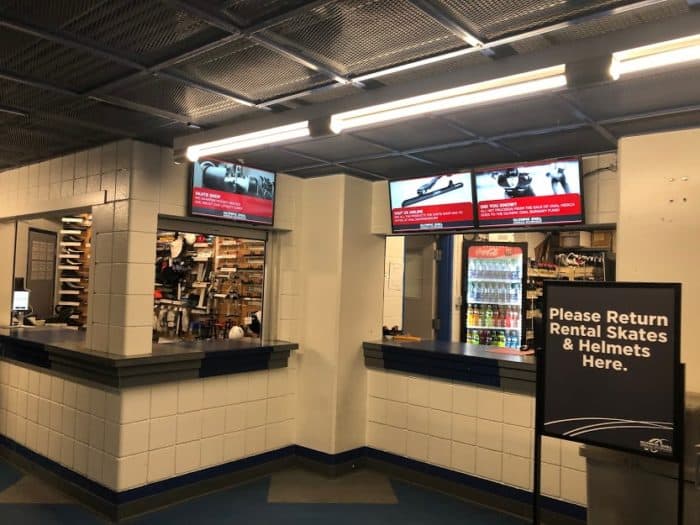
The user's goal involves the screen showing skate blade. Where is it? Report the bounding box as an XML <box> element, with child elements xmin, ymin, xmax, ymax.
<box><xmin>190</xmin><ymin>159</ymin><xmax>275</xmax><ymax>226</ymax></box>
<box><xmin>389</xmin><ymin>172</ymin><xmax>474</xmax><ymax>233</ymax></box>
<box><xmin>474</xmin><ymin>157</ymin><xmax>583</xmax><ymax>228</ymax></box>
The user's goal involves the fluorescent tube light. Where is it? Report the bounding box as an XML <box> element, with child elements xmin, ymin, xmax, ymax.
<box><xmin>186</xmin><ymin>121</ymin><xmax>310</xmax><ymax>162</ymax></box>
<box><xmin>330</xmin><ymin>66</ymin><xmax>567</xmax><ymax>133</ymax></box>
<box><xmin>354</xmin><ymin>48</ymin><xmax>479</xmax><ymax>82</ymax></box>
<box><xmin>610</xmin><ymin>33</ymin><xmax>700</xmax><ymax>80</ymax></box>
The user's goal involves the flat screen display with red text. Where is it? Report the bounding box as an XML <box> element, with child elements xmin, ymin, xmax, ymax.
<box><xmin>190</xmin><ymin>159</ymin><xmax>275</xmax><ymax>226</ymax></box>
<box><xmin>474</xmin><ymin>157</ymin><xmax>583</xmax><ymax>228</ymax></box>
<box><xmin>389</xmin><ymin>172</ymin><xmax>475</xmax><ymax>233</ymax></box>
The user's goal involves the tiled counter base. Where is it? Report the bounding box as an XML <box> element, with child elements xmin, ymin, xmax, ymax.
<box><xmin>366</xmin><ymin>369</ymin><xmax>587</xmax><ymax>516</ymax></box>
<box><xmin>0</xmin><ymin>335</ymin><xmax>296</xmax><ymax>517</ymax></box>
<box><xmin>0</xmin><ymin>355</ymin><xmax>298</xmax><ymax>517</ymax></box>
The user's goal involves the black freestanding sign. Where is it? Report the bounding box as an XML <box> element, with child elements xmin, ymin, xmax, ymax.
<box><xmin>539</xmin><ymin>282</ymin><xmax>682</xmax><ymax>459</ymax></box>
<box><xmin>532</xmin><ymin>281</ymin><xmax>685</xmax><ymax>525</ymax></box>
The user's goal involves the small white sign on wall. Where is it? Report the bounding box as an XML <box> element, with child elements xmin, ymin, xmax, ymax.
<box><xmin>488</xmin><ymin>232</ymin><xmax>515</xmax><ymax>243</ymax></box>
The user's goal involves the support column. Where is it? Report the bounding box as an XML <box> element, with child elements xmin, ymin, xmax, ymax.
<box><xmin>293</xmin><ymin>175</ymin><xmax>385</xmax><ymax>454</ymax></box>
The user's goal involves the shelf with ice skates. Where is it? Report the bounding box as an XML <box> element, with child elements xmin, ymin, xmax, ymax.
<box><xmin>528</xmin><ymin>267</ymin><xmax>594</xmax><ymax>279</ymax></box>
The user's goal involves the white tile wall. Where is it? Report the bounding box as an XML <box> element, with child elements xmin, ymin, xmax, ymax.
<box><xmin>0</xmin><ymin>362</ymin><xmax>297</xmax><ymax>493</ymax></box>
<box><xmin>366</xmin><ymin>370</ymin><xmax>587</xmax><ymax>507</ymax></box>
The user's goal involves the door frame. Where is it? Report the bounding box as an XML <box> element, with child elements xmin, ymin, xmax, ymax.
<box><xmin>26</xmin><ymin>227</ymin><xmax>58</xmax><ymax>318</ymax></box>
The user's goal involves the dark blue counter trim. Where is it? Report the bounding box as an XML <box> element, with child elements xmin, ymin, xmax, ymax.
<box><xmin>364</xmin><ymin>340</ymin><xmax>537</xmax><ymax>388</ymax></box>
<box><xmin>0</xmin><ymin>333</ymin><xmax>296</xmax><ymax>388</ymax></box>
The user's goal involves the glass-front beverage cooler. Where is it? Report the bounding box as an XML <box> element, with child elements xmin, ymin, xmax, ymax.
<box><xmin>462</xmin><ymin>242</ymin><xmax>527</xmax><ymax>348</ymax></box>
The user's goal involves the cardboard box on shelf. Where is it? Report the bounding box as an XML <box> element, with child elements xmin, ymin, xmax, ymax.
<box><xmin>559</xmin><ymin>231</ymin><xmax>591</xmax><ymax>248</ymax></box>
<box><xmin>591</xmin><ymin>231</ymin><xmax>614</xmax><ymax>250</ymax></box>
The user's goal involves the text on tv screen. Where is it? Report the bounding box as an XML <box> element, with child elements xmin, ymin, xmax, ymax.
<box><xmin>190</xmin><ymin>159</ymin><xmax>275</xmax><ymax>226</ymax></box>
<box><xmin>474</xmin><ymin>157</ymin><xmax>583</xmax><ymax>228</ymax></box>
<box><xmin>389</xmin><ymin>172</ymin><xmax>475</xmax><ymax>233</ymax></box>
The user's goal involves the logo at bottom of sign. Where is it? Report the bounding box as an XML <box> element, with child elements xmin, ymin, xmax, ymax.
<box><xmin>640</xmin><ymin>438</ymin><xmax>673</xmax><ymax>455</ymax></box>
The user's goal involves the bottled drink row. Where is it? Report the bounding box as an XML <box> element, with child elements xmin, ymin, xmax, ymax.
<box><xmin>468</xmin><ymin>259</ymin><xmax>521</xmax><ymax>280</ymax></box>
<box><xmin>467</xmin><ymin>329</ymin><xmax>521</xmax><ymax>348</ymax></box>
<box><xmin>468</xmin><ymin>281</ymin><xmax>522</xmax><ymax>303</ymax></box>
<box><xmin>467</xmin><ymin>304</ymin><xmax>520</xmax><ymax>328</ymax></box>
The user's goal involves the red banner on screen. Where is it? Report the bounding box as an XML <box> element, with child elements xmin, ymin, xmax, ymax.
<box><xmin>468</xmin><ymin>245</ymin><xmax>522</xmax><ymax>259</ymax></box>
<box><xmin>192</xmin><ymin>188</ymin><xmax>273</xmax><ymax>222</ymax></box>
<box><xmin>478</xmin><ymin>194</ymin><xmax>581</xmax><ymax>223</ymax></box>
<box><xmin>392</xmin><ymin>202</ymin><xmax>474</xmax><ymax>229</ymax></box>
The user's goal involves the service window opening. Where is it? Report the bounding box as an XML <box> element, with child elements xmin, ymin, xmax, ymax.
<box><xmin>154</xmin><ymin>230</ymin><xmax>265</xmax><ymax>342</ymax></box>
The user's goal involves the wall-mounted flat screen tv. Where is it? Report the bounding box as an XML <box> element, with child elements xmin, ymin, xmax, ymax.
<box><xmin>389</xmin><ymin>172</ymin><xmax>475</xmax><ymax>233</ymax></box>
<box><xmin>474</xmin><ymin>157</ymin><xmax>583</xmax><ymax>228</ymax></box>
<box><xmin>190</xmin><ymin>159</ymin><xmax>275</xmax><ymax>226</ymax></box>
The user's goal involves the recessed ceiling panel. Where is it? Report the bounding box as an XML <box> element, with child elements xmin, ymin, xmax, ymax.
<box><xmin>0</xmin><ymin>27</ymin><xmax>133</xmax><ymax>92</ymax></box>
<box><xmin>51</xmin><ymin>100</ymin><xmax>170</xmax><ymax>135</ymax></box>
<box><xmin>61</xmin><ymin>0</ymin><xmax>220</xmax><ymax>62</ymax></box>
<box><xmin>433</xmin><ymin>0</ymin><xmax>640</xmax><ymax>41</ymax></box>
<box><xmin>418</xmin><ymin>143</ymin><xmax>518</xmax><ymax>169</ymax></box>
<box><xmin>218</xmin><ymin>147</ymin><xmax>321</xmax><ymax>172</ymax></box>
<box><xmin>174</xmin><ymin>38</ymin><xmax>327</xmax><ymax>101</ymax></box>
<box><xmin>352</xmin><ymin>119</ymin><xmax>471</xmax><ymax>151</ymax></box>
<box><xmin>376</xmin><ymin>51</ymin><xmax>490</xmax><ymax>87</ymax></box>
<box><xmin>225</xmin><ymin>0</ymin><xmax>311</xmax><ymax>27</ymax></box>
<box><xmin>344</xmin><ymin>155</ymin><xmax>440</xmax><ymax>178</ymax></box>
<box><xmin>447</xmin><ymin>95</ymin><xmax>581</xmax><ymax>138</ymax></box>
<box><xmin>284</xmin><ymin>134</ymin><xmax>388</xmax><ymax>162</ymax></box>
<box><xmin>267</xmin><ymin>0</ymin><xmax>465</xmax><ymax>76</ymax></box>
<box><xmin>108</xmin><ymin>76</ymin><xmax>242</xmax><ymax>121</ymax></box>
<box><xmin>0</xmin><ymin>79</ymin><xmax>69</xmax><ymax>111</ymax></box>
<box><xmin>574</xmin><ymin>67</ymin><xmax>700</xmax><ymax>121</ymax></box>
<box><xmin>0</xmin><ymin>0</ymin><xmax>99</xmax><ymax>30</ymax></box>
<box><xmin>545</xmin><ymin>0</ymin><xmax>688</xmax><ymax>45</ymax></box>
<box><xmin>498</xmin><ymin>127</ymin><xmax>614</xmax><ymax>160</ymax></box>
<box><xmin>605</xmin><ymin>110</ymin><xmax>700</xmax><ymax>138</ymax></box>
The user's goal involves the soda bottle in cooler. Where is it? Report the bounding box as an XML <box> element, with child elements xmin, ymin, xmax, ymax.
<box><xmin>510</xmin><ymin>259</ymin><xmax>519</xmax><ymax>280</ymax></box>
<box><xmin>497</xmin><ymin>331</ymin><xmax>506</xmax><ymax>347</ymax></box>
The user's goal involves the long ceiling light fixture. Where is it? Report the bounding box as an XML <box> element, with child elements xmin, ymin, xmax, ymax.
<box><xmin>330</xmin><ymin>65</ymin><xmax>567</xmax><ymax>133</ymax></box>
<box><xmin>610</xmin><ymin>33</ymin><xmax>700</xmax><ymax>80</ymax></box>
<box><xmin>186</xmin><ymin>121</ymin><xmax>310</xmax><ymax>161</ymax></box>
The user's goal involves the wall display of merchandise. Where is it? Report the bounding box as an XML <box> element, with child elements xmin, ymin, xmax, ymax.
<box><xmin>55</xmin><ymin>214</ymin><xmax>92</xmax><ymax>327</ymax></box>
<box><xmin>154</xmin><ymin>230</ymin><xmax>264</xmax><ymax>341</ymax></box>
<box><xmin>526</xmin><ymin>243</ymin><xmax>615</xmax><ymax>346</ymax></box>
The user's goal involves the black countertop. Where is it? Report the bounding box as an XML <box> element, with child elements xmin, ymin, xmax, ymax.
<box><xmin>0</xmin><ymin>327</ymin><xmax>298</xmax><ymax>388</ymax></box>
<box><xmin>363</xmin><ymin>339</ymin><xmax>535</xmax><ymax>367</ymax></box>
<box><xmin>363</xmin><ymin>339</ymin><xmax>535</xmax><ymax>387</ymax></box>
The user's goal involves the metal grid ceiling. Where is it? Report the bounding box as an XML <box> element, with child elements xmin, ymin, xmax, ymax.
<box><xmin>268</xmin><ymin>0</ymin><xmax>466</xmax><ymax>76</ymax></box>
<box><xmin>509</xmin><ymin>0</ymin><xmax>689</xmax><ymax>52</ymax></box>
<box><xmin>0</xmin><ymin>0</ymin><xmax>100</xmax><ymax>30</ymax></box>
<box><xmin>223</xmin><ymin>0</ymin><xmax>312</xmax><ymax>26</ymax></box>
<box><xmin>0</xmin><ymin>27</ymin><xmax>132</xmax><ymax>92</ymax></box>
<box><xmin>173</xmin><ymin>38</ymin><xmax>329</xmax><ymax>100</ymax></box>
<box><xmin>107</xmin><ymin>76</ymin><xmax>243</xmax><ymax>120</ymax></box>
<box><xmin>60</xmin><ymin>0</ymin><xmax>218</xmax><ymax>61</ymax></box>
<box><xmin>49</xmin><ymin>100</ymin><xmax>170</xmax><ymax>135</ymax></box>
<box><xmin>0</xmin><ymin>79</ymin><xmax>67</xmax><ymax>111</ymax></box>
<box><xmin>434</xmin><ymin>0</ymin><xmax>643</xmax><ymax>40</ymax></box>
<box><xmin>0</xmin><ymin>0</ymin><xmax>698</xmax><ymax>174</ymax></box>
